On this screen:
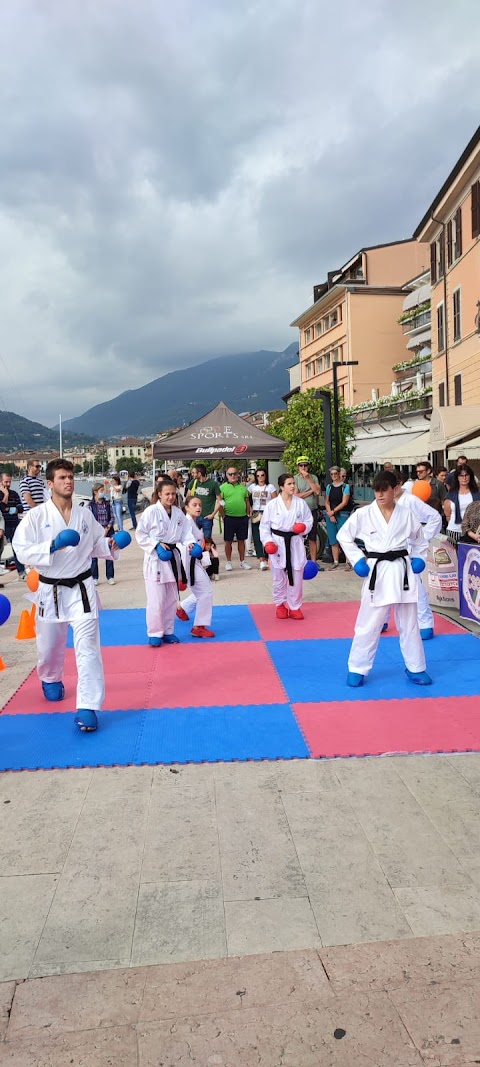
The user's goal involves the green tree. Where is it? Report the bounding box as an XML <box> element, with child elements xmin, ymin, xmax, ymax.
<box><xmin>115</xmin><ymin>457</ymin><xmax>145</xmax><ymax>475</ymax></box>
<box><xmin>267</xmin><ymin>389</ymin><xmax>354</xmax><ymax>476</ymax></box>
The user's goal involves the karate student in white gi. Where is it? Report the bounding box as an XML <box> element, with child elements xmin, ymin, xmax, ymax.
<box><xmin>176</xmin><ymin>496</ymin><xmax>215</xmax><ymax>639</ymax></box>
<box><xmin>13</xmin><ymin>458</ymin><xmax>121</xmax><ymax>732</ymax></box>
<box><xmin>337</xmin><ymin>470</ymin><xmax>431</xmax><ymax>687</ymax></box>
<box><xmin>382</xmin><ymin>476</ymin><xmax>441</xmax><ymax>640</ymax></box>
<box><xmin>260</xmin><ymin>473</ymin><xmax>313</xmax><ymax>619</ymax></box>
<box><xmin>135</xmin><ymin>478</ymin><xmax>192</xmax><ymax>646</ymax></box>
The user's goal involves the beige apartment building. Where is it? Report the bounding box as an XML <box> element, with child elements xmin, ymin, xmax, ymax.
<box><xmin>106</xmin><ymin>438</ymin><xmax>146</xmax><ymax>468</ymax></box>
<box><xmin>291</xmin><ymin>239</ymin><xmax>429</xmax><ymax>407</ymax></box>
<box><xmin>414</xmin><ymin>125</ymin><xmax>480</xmax><ymax>465</ymax></box>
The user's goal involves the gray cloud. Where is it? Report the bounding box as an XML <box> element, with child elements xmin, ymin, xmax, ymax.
<box><xmin>0</xmin><ymin>0</ymin><xmax>479</xmax><ymax>425</ymax></box>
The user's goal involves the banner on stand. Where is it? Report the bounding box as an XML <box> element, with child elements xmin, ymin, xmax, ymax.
<box><xmin>426</xmin><ymin>536</ymin><xmax>459</xmax><ymax>611</ymax></box>
<box><xmin>458</xmin><ymin>542</ymin><xmax>480</xmax><ymax>623</ymax></box>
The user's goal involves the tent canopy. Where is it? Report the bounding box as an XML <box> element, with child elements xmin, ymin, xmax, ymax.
<box><xmin>152</xmin><ymin>401</ymin><xmax>287</xmax><ymax>461</ymax></box>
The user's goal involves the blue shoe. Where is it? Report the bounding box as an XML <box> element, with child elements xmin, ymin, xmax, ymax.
<box><xmin>420</xmin><ymin>628</ymin><xmax>434</xmax><ymax>641</ymax></box>
<box><xmin>148</xmin><ymin>637</ymin><xmax>163</xmax><ymax>647</ymax></box>
<box><xmin>405</xmin><ymin>669</ymin><xmax>432</xmax><ymax>686</ymax></box>
<box><xmin>347</xmin><ymin>672</ymin><xmax>364</xmax><ymax>687</ymax></box>
<box><xmin>74</xmin><ymin>709</ymin><xmax>98</xmax><ymax>731</ymax></box>
<box><xmin>163</xmin><ymin>634</ymin><xmax>180</xmax><ymax>645</ymax></box>
<box><xmin>381</xmin><ymin>622</ymin><xmax>389</xmax><ymax>633</ymax></box>
<box><xmin>42</xmin><ymin>681</ymin><xmax>65</xmax><ymax>702</ymax></box>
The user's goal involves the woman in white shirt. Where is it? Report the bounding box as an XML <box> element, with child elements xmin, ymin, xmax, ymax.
<box><xmin>248</xmin><ymin>468</ymin><xmax>277</xmax><ymax>570</ymax></box>
<box><xmin>110</xmin><ymin>476</ymin><xmax>124</xmax><ymax>531</ymax></box>
<box><xmin>443</xmin><ymin>464</ymin><xmax>480</xmax><ymax>546</ymax></box>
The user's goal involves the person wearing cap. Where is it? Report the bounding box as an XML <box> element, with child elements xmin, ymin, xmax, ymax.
<box><xmin>325</xmin><ymin>466</ymin><xmax>351</xmax><ymax>569</ymax></box>
<box><xmin>294</xmin><ymin>457</ymin><xmax>323</xmax><ymax>570</ymax></box>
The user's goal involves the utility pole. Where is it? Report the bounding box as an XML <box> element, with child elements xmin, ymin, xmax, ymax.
<box><xmin>332</xmin><ymin>361</ymin><xmax>358</xmax><ymax>466</ymax></box>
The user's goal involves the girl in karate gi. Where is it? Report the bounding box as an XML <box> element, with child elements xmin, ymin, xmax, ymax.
<box><xmin>13</xmin><ymin>458</ymin><xmax>121</xmax><ymax>732</ymax></box>
<box><xmin>337</xmin><ymin>471</ymin><xmax>431</xmax><ymax>687</ymax></box>
<box><xmin>176</xmin><ymin>496</ymin><xmax>215</xmax><ymax>638</ymax></box>
<box><xmin>260</xmin><ymin>473</ymin><xmax>313</xmax><ymax>619</ymax></box>
<box><xmin>135</xmin><ymin>478</ymin><xmax>192</xmax><ymax>646</ymax></box>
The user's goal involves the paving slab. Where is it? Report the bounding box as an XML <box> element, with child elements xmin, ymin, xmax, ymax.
<box><xmin>0</xmin><ymin>875</ymin><xmax>59</xmax><ymax>982</ymax></box>
<box><xmin>319</xmin><ymin>932</ymin><xmax>480</xmax><ymax>993</ymax></box>
<box><xmin>8</xmin><ymin>967</ymin><xmax>146</xmax><ymax>1038</ymax></box>
<box><xmin>131</xmin><ymin>880</ymin><xmax>226</xmax><ymax>965</ymax></box>
<box><xmin>224</xmin><ymin>896</ymin><xmax>321</xmax><ymax>955</ymax></box>
<box><xmin>1</xmin><ymin>1024</ymin><xmax>138</xmax><ymax>1066</ymax></box>
<box><xmin>390</xmin><ymin>979</ymin><xmax>480</xmax><ymax>1066</ymax></box>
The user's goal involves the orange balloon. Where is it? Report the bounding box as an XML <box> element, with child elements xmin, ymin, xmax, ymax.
<box><xmin>26</xmin><ymin>569</ymin><xmax>40</xmax><ymax>592</ymax></box>
<box><xmin>412</xmin><ymin>480</ymin><xmax>432</xmax><ymax>502</ymax></box>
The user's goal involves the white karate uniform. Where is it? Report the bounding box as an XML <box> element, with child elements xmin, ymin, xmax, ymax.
<box><xmin>13</xmin><ymin>499</ymin><xmax>118</xmax><ymax>710</ymax></box>
<box><xmin>337</xmin><ymin>500</ymin><xmax>428</xmax><ymax>675</ymax></box>
<box><xmin>178</xmin><ymin>516</ymin><xmax>213</xmax><ymax>627</ymax></box>
<box><xmin>260</xmin><ymin>496</ymin><xmax>313</xmax><ymax>610</ymax></box>
<box><xmin>385</xmin><ymin>492</ymin><xmax>441</xmax><ymax>631</ymax></box>
<box><xmin>136</xmin><ymin>502</ymin><xmax>192</xmax><ymax>638</ymax></box>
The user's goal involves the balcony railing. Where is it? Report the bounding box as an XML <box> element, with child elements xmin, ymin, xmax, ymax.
<box><xmin>401</xmin><ymin>310</ymin><xmax>431</xmax><ymax>333</ymax></box>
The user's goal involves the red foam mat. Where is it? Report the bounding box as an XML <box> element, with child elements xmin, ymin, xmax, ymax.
<box><xmin>149</xmin><ymin>640</ymin><xmax>287</xmax><ymax>708</ymax></box>
<box><xmin>250</xmin><ymin>601</ymin><xmax>465</xmax><ymax>642</ymax></box>
<box><xmin>294</xmin><ymin>695</ymin><xmax>480</xmax><ymax>759</ymax></box>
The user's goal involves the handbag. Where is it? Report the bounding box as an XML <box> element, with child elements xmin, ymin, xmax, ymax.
<box><xmin>251</xmin><ymin>510</ymin><xmax>261</xmax><ymax>524</ymax></box>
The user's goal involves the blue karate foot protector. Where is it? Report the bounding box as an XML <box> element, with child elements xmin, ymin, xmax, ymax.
<box><xmin>420</xmin><ymin>627</ymin><xmax>434</xmax><ymax>641</ymax></box>
<box><xmin>347</xmin><ymin>672</ymin><xmax>364</xmax><ymax>687</ymax></box>
<box><xmin>148</xmin><ymin>637</ymin><xmax>163</xmax><ymax>647</ymax></box>
<box><xmin>405</xmin><ymin>669</ymin><xmax>432</xmax><ymax>686</ymax></box>
<box><xmin>163</xmin><ymin>634</ymin><xmax>180</xmax><ymax>644</ymax></box>
<box><xmin>381</xmin><ymin>622</ymin><xmax>389</xmax><ymax>633</ymax></box>
<box><xmin>74</xmin><ymin>709</ymin><xmax>98</xmax><ymax>731</ymax></box>
<box><xmin>42</xmin><ymin>681</ymin><xmax>65</xmax><ymax>702</ymax></box>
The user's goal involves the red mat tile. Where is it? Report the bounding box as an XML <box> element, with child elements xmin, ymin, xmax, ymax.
<box><xmin>148</xmin><ymin>641</ymin><xmax>287</xmax><ymax>708</ymax></box>
<box><xmin>250</xmin><ymin>601</ymin><xmax>466</xmax><ymax>642</ymax></box>
<box><xmin>293</xmin><ymin>695</ymin><xmax>480</xmax><ymax>759</ymax></box>
<box><xmin>5</xmin><ymin>661</ymin><xmax>153</xmax><ymax>715</ymax></box>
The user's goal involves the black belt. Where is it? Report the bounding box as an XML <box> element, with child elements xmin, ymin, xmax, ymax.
<box><xmin>190</xmin><ymin>555</ymin><xmax>196</xmax><ymax>588</ymax></box>
<box><xmin>365</xmin><ymin>550</ymin><xmax>409</xmax><ymax>593</ymax></box>
<box><xmin>271</xmin><ymin>528</ymin><xmax>295</xmax><ymax>586</ymax></box>
<box><xmin>39</xmin><ymin>568</ymin><xmax>92</xmax><ymax>617</ymax></box>
<box><xmin>164</xmin><ymin>544</ymin><xmax>187</xmax><ymax>590</ymax></box>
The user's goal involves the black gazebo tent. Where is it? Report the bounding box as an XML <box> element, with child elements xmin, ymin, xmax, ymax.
<box><xmin>152</xmin><ymin>401</ymin><xmax>287</xmax><ymax>462</ymax></box>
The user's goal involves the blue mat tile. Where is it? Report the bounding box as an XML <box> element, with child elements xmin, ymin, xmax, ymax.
<box><xmin>267</xmin><ymin>633</ymin><xmax>480</xmax><ymax>703</ymax></box>
<box><xmin>0</xmin><ymin>709</ymin><xmax>146</xmax><ymax>771</ymax></box>
<box><xmin>67</xmin><ymin>605</ymin><xmax>261</xmax><ymax>647</ymax></box>
<box><xmin>136</xmin><ymin>703</ymin><xmax>309</xmax><ymax>764</ymax></box>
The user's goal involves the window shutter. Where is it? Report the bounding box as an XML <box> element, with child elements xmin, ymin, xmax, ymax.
<box><xmin>455</xmin><ymin>207</ymin><xmax>462</xmax><ymax>258</ymax></box>
<box><xmin>446</xmin><ymin>220</ymin><xmax>453</xmax><ymax>267</ymax></box>
<box><xmin>454</xmin><ymin>374</ymin><xmax>462</xmax><ymax>406</ymax></box>
<box><xmin>438</xmin><ymin>230</ymin><xmax>445</xmax><ymax>277</ymax></box>
<box><xmin>430</xmin><ymin>241</ymin><xmax>437</xmax><ymax>284</ymax></box>
<box><xmin>473</xmin><ymin>182</ymin><xmax>480</xmax><ymax>239</ymax></box>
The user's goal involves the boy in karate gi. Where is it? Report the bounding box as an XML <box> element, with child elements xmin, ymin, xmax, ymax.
<box><xmin>337</xmin><ymin>470</ymin><xmax>431</xmax><ymax>687</ymax></box>
<box><xmin>135</xmin><ymin>478</ymin><xmax>192</xmax><ymax>646</ymax></box>
<box><xmin>176</xmin><ymin>496</ymin><xmax>215</xmax><ymax>638</ymax></box>
<box><xmin>382</xmin><ymin>476</ymin><xmax>441</xmax><ymax>640</ymax></box>
<box><xmin>13</xmin><ymin>458</ymin><xmax>121</xmax><ymax>732</ymax></box>
<box><xmin>260</xmin><ymin>473</ymin><xmax>313</xmax><ymax>619</ymax></box>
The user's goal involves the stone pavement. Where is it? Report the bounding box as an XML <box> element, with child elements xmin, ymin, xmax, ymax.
<box><xmin>1</xmin><ymin>524</ymin><xmax>480</xmax><ymax>1064</ymax></box>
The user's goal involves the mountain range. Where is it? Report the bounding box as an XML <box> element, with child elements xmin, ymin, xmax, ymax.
<box><xmin>0</xmin><ymin>411</ymin><xmax>96</xmax><ymax>453</ymax></box>
<box><xmin>62</xmin><ymin>343</ymin><xmax>298</xmax><ymax>438</ymax></box>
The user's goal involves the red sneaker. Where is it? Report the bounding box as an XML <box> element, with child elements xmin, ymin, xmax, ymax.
<box><xmin>275</xmin><ymin>603</ymin><xmax>289</xmax><ymax>620</ymax></box>
<box><xmin>191</xmin><ymin>625</ymin><xmax>215</xmax><ymax>639</ymax></box>
<box><xmin>176</xmin><ymin>607</ymin><xmax>189</xmax><ymax>621</ymax></box>
<box><xmin>288</xmin><ymin>608</ymin><xmax>304</xmax><ymax>620</ymax></box>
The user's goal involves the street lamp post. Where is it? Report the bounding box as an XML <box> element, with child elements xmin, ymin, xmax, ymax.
<box><xmin>333</xmin><ymin>361</ymin><xmax>358</xmax><ymax>466</ymax></box>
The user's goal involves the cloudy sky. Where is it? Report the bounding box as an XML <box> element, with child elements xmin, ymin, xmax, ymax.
<box><xmin>1</xmin><ymin>0</ymin><xmax>479</xmax><ymax>426</ymax></box>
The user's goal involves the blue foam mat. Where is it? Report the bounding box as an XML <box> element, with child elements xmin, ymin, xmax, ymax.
<box><xmin>0</xmin><ymin>703</ymin><xmax>309</xmax><ymax>771</ymax></box>
<box><xmin>267</xmin><ymin>633</ymin><xmax>480</xmax><ymax>703</ymax></box>
<box><xmin>66</xmin><ymin>605</ymin><xmax>261</xmax><ymax>647</ymax></box>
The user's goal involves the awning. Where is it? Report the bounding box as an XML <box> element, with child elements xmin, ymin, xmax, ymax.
<box><xmin>406</xmin><ymin>330</ymin><xmax>431</xmax><ymax>350</ymax></box>
<box><xmin>352</xmin><ymin>428</ymin><xmax>428</xmax><ymax>465</ymax></box>
<box><xmin>152</xmin><ymin>400</ymin><xmax>287</xmax><ymax>460</ymax></box>
<box><xmin>381</xmin><ymin>430</ymin><xmax>431</xmax><ymax>464</ymax></box>
<box><xmin>402</xmin><ymin>283</ymin><xmax>430</xmax><ymax>312</ymax></box>
<box><xmin>430</xmin><ymin>406</ymin><xmax>480</xmax><ymax>451</ymax></box>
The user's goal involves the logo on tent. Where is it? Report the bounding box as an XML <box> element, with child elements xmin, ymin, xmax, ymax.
<box><xmin>234</xmin><ymin>445</ymin><xmax>248</xmax><ymax>454</ymax></box>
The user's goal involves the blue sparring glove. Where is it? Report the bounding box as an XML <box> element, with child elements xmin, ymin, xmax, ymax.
<box><xmin>354</xmin><ymin>558</ymin><xmax>370</xmax><ymax>578</ymax></box>
<box><xmin>411</xmin><ymin>557</ymin><xmax>426</xmax><ymax>574</ymax></box>
<box><xmin>112</xmin><ymin>530</ymin><xmax>132</xmax><ymax>549</ymax></box>
<box><xmin>50</xmin><ymin>529</ymin><xmax>80</xmax><ymax>553</ymax></box>
<box><xmin>189</xmin><ymin>543</ymin><xmax>203</xmax><ymax>559</ymax></box>
<box><xmin>156</xmin><ymin>543</ymin><xmax>173</xmax><ymax>561</ymax></box>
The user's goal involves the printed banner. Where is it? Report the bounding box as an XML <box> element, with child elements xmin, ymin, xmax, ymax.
<box><xmin>458</xmin><ymin>542</ymin><xmax>480</xmax><ymax>623</ymax></box>
<box><xmin>426</xmin><ymin>535</ymin><xmax>459</xmax><ymax>611</ymax></box>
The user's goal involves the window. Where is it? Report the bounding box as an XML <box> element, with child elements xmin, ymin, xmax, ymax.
<box><xmin>439</xmin><ymin>381</ymin><xmax>445</xmax><ymax>407</ymax></box>
<box><xmin>304</xmin><ymin>328</ymin><xmax>311</xmax><ymax>344</ymax></box>
<box><xmin>454</xmin><ymin>207</ymin><xmax>462</xmax><ymax>259</ymax></box>
<box><xmin>437</xmin><ymin>303</ymin><xmax>445</xmax><ymax>352</ymax></box>
<box><xmin>314</xmin><ymin>321</ymin><xmax>322</xmax><ymax>337</ymax></box>
<box><xmin>324</xmin><ymin>353</ymin><xmax>331</xmax><ymax>370</ymax></box>
<box><xmin>316</xmin><ymin>356</ymin><xmax>323</xmax><ymax>374</ymax></box>
<box><xmin>446</xmin><ymin>219</ymin><xmax>453</xmax><ymax>268</ymax></box>
<box><xmin>430</xmin><ymin>241</ymin><xmax>437</xmax><ymax>284</ymax></box>
<box><xmin>453</xmin><ymin>288</ymin><xmax>461</xmax><ymax>342</ymax></box>
<box><xmin>332</xmin><ymin>348</ymin><xmax>341</xmax><ymax>362</ymax></box>
<box><xmin>454</xmin><ymin>374</ymin><xmax>462</xmax><ymax>406</ymax></box>
<box><xmin>472</xmin><ymin>180</ymin><xmax>480</xmax><ymax>239</ymax></box>
<box><xmin>330</xmin><ymin>310</ymin><xmax>338</xmax><ymax>327</ymax></box>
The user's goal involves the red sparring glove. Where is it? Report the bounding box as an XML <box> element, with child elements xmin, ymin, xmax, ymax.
<box><xmin>292</xmin><ymin>522</ymin><xmax>306</xmax><ymax>534</ymax></box>
<box><xmin>178</xmin><ymin>580</ymin><xmax>188</xmax><ymax>591</ymax></box>
<box><xmin>264</xmin><ymin>541</ymin><xmax>278</xmax><ymax>555</ymax></box>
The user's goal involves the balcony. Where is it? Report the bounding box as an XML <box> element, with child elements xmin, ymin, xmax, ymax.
<box><xmin>400</xmin><ymin>309</ymin><xmax>431</xmax><ymax>334</ymax></box>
